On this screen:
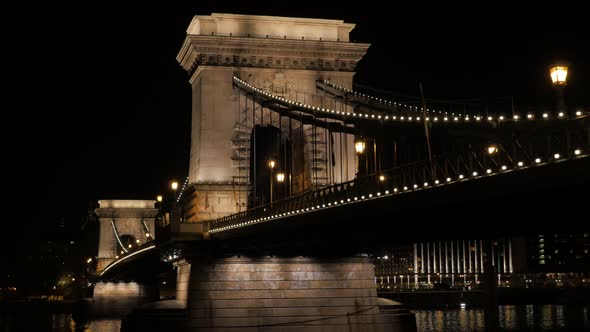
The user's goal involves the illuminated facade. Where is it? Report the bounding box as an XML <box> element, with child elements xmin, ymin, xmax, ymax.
<box><xmin>527</xmin><ymin>233</ymin><xmax>590</xmax><ymax>271</ymax></box>
<box><xmin>375</xmin><ymin>238</ymin><xmax>515</xmax><ymax>290</ymax></box>
<box><xmin>376</xmin><ymin>234</ymin><xmax>590</xmax><ymax>290</ymax></box>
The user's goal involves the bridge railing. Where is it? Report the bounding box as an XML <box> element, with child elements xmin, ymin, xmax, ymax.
<box><xmin>209</xmin><ymin>116</ymin><xmax>589</xmax><ymax>233</ymax></box>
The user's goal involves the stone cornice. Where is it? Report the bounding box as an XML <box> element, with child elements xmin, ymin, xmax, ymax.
<box><xmin>96</xmin><ymin>208</ymin><xmax>159</xmax><ymax>219</ymax></box>
<box><xmin>177</xmin><ymin>36</ymin><xmax>370</xmax><ymax>75</ymax></box>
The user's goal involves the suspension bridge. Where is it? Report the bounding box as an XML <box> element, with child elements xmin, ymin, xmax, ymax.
<box><xmin>94</xmin><ymin>13</ymin><xmax>589</xmax><ymax>331</ymax></box>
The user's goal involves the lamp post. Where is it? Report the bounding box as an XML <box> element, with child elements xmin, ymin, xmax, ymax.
<box><xmin>549</xmin><ymin>64</ymin><xmax>568</xmax><ymax>113</ymax></box>
<box><xmin>171</xmin><ymin>181</ymin><xmax>179</xmax><ymax>201</ymax></box>
<box><xmin>268</xmin><ymin>160</ymin><xmax>276</xmax><ymax>204</ymax></box>
<box><xmin>355</xmin><ymin>138</ymin><xmax>366</xmax><ymax>176</ymax></box>
<box><xmin>170</xmin><ymin>181</ymin><xmax>180</xmax><ymax>234</ymax></box>
<box><xmin>153</xmin><ymin>194</ymin><xmax>163</xmax><ymax>235</ymax></box>
<box><xmin>276</xmin><ymin>171</ymin><xmax>285</xmax><ymax>201</ymax></box>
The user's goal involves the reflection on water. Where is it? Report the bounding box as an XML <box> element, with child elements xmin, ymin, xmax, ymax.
<box><xmin>1</xmin><ymin>312</ymin><xmax>121</xmax><ymax>332</ymax></box>
<box><xmin>415</xmin><ymin>304</ymin><xmax>590</xmax><ymax>332</ymax></box>
<box><xmin>77</xmin><ymin>317</ymin><xmax>121</xmax><ymax>332</ymax></box>
<box><xmin>2</xmin><ymin>304</ymin><xmax>589</xmax><ymax>331</ymax></box>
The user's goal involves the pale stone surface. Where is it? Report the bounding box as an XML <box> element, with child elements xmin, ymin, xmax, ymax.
<box><xmin>95</xmin><ymin>199</ymin><xmax>158</xmax><ymax>272</ymax></box>
<box><xmin>175</xmin><ymin>259</ymin><xmax>191</xmax><ymax>307</ymax></box>
<box><xmin>177</xmin><ymin>14</ymin><xmax>369</xmax><ymax>224</ymax></box>
<box><xmin>183</xmin><ymin>256</ymin><xmax>400</xmax><ymax>331</ymax></box>
<box><xmin>186</xmin><ymin>13</ymin><xmax>355</xmax><ymax>42</ymax></box>
<box><xmin>98</xmin><ymin>199</ymin><xmax>155</xmax><ymax>209</ymax></box>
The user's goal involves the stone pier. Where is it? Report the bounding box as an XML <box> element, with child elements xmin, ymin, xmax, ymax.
<box><xmin>177</xmin><ymin>255</ymin><xmax>414</xmax><ymax>331</ymax></box>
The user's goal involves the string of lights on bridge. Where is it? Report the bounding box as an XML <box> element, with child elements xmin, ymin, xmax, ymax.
<box><xmin>176</xmin><ymin>177</ymin><xmax>190</xmax><ymax>203</ymax></box>
<box><xmin>232</xmin><ymin>77</ymin><xmax>586</xmax><ymax>126</ymax></box>
<box><xmin>322</xmin><ymin>79</ymin><xmax>457</xmax><ymax>116</ymax></box>
<box><xmin>321</xmin><ymin>80</ymin><xmax>587</xmax><ymax>122</ymax></box>
<box><xmin>209</xmin><ymin>149</ymin><xmax>586</xmax><ymax>234</ymax></box>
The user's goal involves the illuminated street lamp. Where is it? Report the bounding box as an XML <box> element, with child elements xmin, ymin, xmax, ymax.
<box><xmin>156</xmin><ymin>195</ymin><xmax>163</xmax><ymax>203</ymax></box>
<box><xmin>549</xmin><ymin>65</ymin><xmax>568</xmax><ymax>86</ymax></box>
<box><xmin>171</xmin><ymin>180</ymin><xmax>179</xmax><ymax>202</ymax></box>
<box><xmin>355</xmin><ymin>138</ymin><xmax>367</xmax><ymax>177</ymax></box>
<box><xmin>487</xmin><ymin>145</ymin><xmax>498</xmax><ymax>155</ymax></box>
<box><xmin>355</xmin><ymin>139</ymin><xmax>366</xmax><ymax>154</ymax></box>
<box><xmin>275</xmin><ymin>172</ymin><xmax>285</xmax><ymax>201</ymax></box>
<box><xmin>549</xmin><ymin>64</ymin><xmax>568</xmax><ymax>112</ymax></box>
<box><xmin>268</xmin><ymin>160</ymin><xmax>276</xmax><ymax>204</ymax></box>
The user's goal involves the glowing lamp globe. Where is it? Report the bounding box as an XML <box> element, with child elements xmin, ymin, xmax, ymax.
<box><xmin>549</xmin><ymin>65</ymin><xmax>568</xmax><ymax>86</ymax></box>
<box><xmin>355</xmin><ymin>140</ymin><xmax>366</xmax><ymax>154</ymax></box>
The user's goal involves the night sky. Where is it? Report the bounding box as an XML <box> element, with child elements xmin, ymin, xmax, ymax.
<box><xmin>4</xmin><ymin>1</ymin><xmax>588</xmax><ymax>255</ymax></box>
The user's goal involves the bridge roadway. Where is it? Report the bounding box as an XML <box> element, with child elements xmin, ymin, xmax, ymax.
<box><xmin>208</xmin><ymin>154</ymin><xmax>589</xmax><ymax>248</ymax></box>
<box><xmin>101</xmin><ymin>153</ymin><xmax>589</xmax><ymax>280</ymax></box>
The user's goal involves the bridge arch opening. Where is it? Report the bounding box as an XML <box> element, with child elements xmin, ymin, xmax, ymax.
<box><xmin>249</xmin><ymin>124</ymin><xmax>293</xmax><ymax>207</ymax></box>
<box><xmin>119</xmin><ymin>234</ymin><xmax>136</xmax><ymax>250</ymax></box>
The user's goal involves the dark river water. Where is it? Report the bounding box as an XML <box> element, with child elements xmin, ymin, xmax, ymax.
<box><xmin>1</xmin><ymin>304</ymin><xmax>589</xmax><ymax>331</ymax></box>
<box><xmin>414</xmin><ymin>305</ymin><xmax>590</xmax><ymax>331</ymax></box>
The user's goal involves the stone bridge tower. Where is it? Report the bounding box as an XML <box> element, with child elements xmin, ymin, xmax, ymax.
<box><xmin>176</xmin><ymin>13</ymin><xmax>369</xmax><ymax>231</ymax></box>
<box><xmin>95</xmin><ymin>199</ymin><xmax>158</xmax><ymax>272</ymax></box>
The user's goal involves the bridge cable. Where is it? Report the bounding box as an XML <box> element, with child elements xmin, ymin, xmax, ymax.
<box><xmin>299</xmin><ymin>93</ymin><xmax>304</xmax><ymax>192</ymax></box>
<box><xmin>237</xmin><ymin>89</ymin><xmax>241</xmax><ymax>212</ymax></box>
<box><xmin>141</xmin><ymin>219</ymin><xmax>151</xmax><ymax>236</ymax></box>
<box><xmin>325</xmin><ymin>91</ymin><xmax>331</xmax><ymax>184</ymax></box>
<box><xmin>289</xmin><ymin>110</ymin><xmax>293</xmax><ymax>197</ymax></box>
<box><xmin>252</xmin><ymin>94</ymin><xmax>257</xmax><ymax>207</ymax></box>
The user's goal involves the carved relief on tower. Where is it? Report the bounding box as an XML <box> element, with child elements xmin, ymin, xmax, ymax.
<box><xmin>185</xmin><ymin>51</ymin><xmax>358</xmax><ymax>76</ymax></box>
<box><xmin>262</xmin><ymin>72</ymin><xmax>295</xmax><ymax>96</ymax></box>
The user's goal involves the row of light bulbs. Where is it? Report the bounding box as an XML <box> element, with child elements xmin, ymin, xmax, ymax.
<box><xmin>176</xmin><ymin>177</ymin><xmax>190</xmax><ymax>203</ymax></box>
<box><xmin>324</xmin><ymin>80</ymin><xmax>582</xmax><ymax>121</ymax></box>
<box><xmin>163</xmin><ymin>253</ymin><xmax>180</xmax><ymax>262</ymax></box>
<box><xmin>322</xmin><ymin>80</ymin><xmax>452</xmax><ymax>116</ymax></box>
<box><xmin>210</xmin><ymin>148</ymin><xmax>586</xmax><ymax>233</ymax></box>
<box><xmin>235</xmin><ymin>77</ymin><xmax>585</xmax><ymax>127</ymax></box>
<box><xmin>323</xmin><ymin>80</ymin><xmax>585</xmax><ymax>122</ymax></box>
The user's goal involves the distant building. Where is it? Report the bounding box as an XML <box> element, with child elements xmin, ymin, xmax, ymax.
<box><xmin>375</xmin><ymin>234</ymin><xmax>590</xmax><ymax>291</ymax></box>
<box><xmin>375</xmin><ymin>238</ymin><xmax>514</xmax><ymax>290</ymax></box>
<box><xmin>526</xmin><ymin>233</ymin><xmax>590</xmax><ymax>272</ymax></box>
